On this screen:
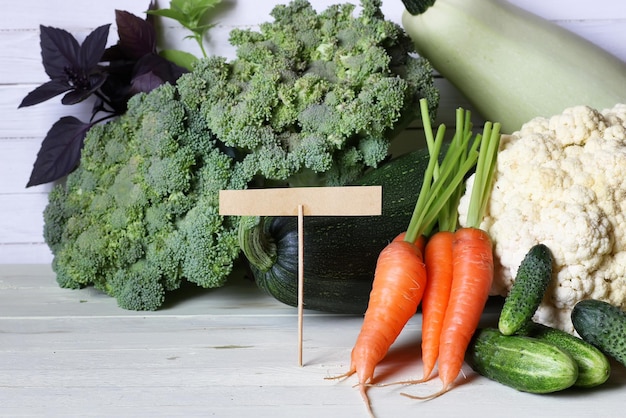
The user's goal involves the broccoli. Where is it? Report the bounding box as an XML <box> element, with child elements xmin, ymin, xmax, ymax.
<box><xmin>193</xmin><ymin>0</ymin><xmax>439</xmax><ymax>186</ymax></box>
<box><xmin>45</xmin><ymin>84</ymin><xmax>245</xmax><ymax>310</ymax></box>
<box><xmin>43</xmin><ymin>0</ymin><xmax>439</xmax><ymax>310</ymax></box>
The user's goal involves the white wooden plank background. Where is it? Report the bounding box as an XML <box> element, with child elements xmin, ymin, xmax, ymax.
<box><xmin>1</xmin><ymin>0</ymin><xmax>626</xmax><ymax>264</ymax></box>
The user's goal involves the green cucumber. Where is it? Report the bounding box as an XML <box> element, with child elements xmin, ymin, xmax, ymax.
<box><xmin>571</xmin><ymin>299</ymin><xmax>626</xmax><ymax>368</ymax></box>
<box><xmin>239</xmin><ymin>146</ymin><xmax>434</xmax><ymax>314</ymax></box>
<box><xmin>518</xmin><ymin>322</ymin><xmax>610</xmax><ymax>388</ymax></box>
<box><xmin>466</xmin><ymin>328</ymin><xmax>578</xmax><ymax>393</ymax></box>
<box><xmin>498</xmin><ymin>244</ymin><xmax>553</xmax><ymax>335</ymax></box>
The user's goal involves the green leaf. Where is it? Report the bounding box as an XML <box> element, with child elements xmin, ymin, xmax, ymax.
<box><xmin>173</xmin><ymin>0</ymin><xmax>221</xmax><ymax>15</ymax></box>
<box><xmin>193</xmin><ymin>22</ymin><xmax>217</xmax><ymax>32</ymax></box>
<box><xmin>147</xmin><ymin>0</ymin><xmax>222</xmax><ymax>57</ymax></box>
<box><xmin>159</xmin><ymin>49</ymin><xmax>198</xmax><ymax>71</ymax></box>
<box><xmin>146</xmin><ymin>8</ymin><xmax>187</xmax><ymax>23</ymax></box>
<box><xmin>150</xmin><ymin>0</ymin><xmax>221</xmax><ymax>28</ymax></box>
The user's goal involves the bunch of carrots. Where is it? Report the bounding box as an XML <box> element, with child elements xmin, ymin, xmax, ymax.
<box><xmin>328</xmin><ymin>99</ymin><xmax>502</xmax><ymax>416</ymax></box>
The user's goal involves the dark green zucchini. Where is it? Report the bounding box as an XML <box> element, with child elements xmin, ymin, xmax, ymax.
<box><xmin>238</xmin><ymin>147</ymin><xmax>433</xmax><ymax>314</ymax></box>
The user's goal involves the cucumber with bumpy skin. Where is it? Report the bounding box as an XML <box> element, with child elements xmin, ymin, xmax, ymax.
<box><xmin>572</xmin><ymin>299</ymin><xmax>626</xmax><ymax>367</ymax></box>
<box><xmin>466</xmin><ymin>328</ymin><xmax>578</xmax><ymax>393</ymax></box>
<box><xmin>498</xmin><ymin>244</ymin><xmax>553</xmax><ymax>335</ymax></box>
<box><xmin>518</xmin><ymin>322</ymin><xmax>610</xmax><ymax>388</ymax></box>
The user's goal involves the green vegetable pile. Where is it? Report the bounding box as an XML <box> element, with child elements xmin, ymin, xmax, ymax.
<box><xmin>43</xmin><ymin>0</ymin><xmax>439</xmax><ymax>310</ymax></box>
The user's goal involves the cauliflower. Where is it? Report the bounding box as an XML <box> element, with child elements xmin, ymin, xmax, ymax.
<box><xmin>458</xmin><ymin>104</ymin><xmax>626</xmax><ymax>333</ymax></box>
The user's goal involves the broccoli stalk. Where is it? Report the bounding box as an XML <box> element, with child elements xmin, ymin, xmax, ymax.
<box><xmin>43</xmin><ymin>0</ymin><xmax>439</xmax><ymax>310</ymax></box>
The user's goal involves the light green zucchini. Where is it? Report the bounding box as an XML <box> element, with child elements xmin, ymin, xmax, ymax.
<box><xmin>401</xmin><ymin>0</ymin><xmax>626</xmax><ymax>134</ymax></box>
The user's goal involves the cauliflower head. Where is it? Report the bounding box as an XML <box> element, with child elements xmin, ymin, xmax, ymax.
<box><xmin>458</xmin><ymin>104</ymin><xmax>626</xmax><ymax>333</ymax></box>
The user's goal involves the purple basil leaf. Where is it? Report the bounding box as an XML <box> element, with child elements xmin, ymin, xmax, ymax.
<box><xmin>131</xmin><ymin>70</ymin><xmax>165</xmax><ymax>94</ymax></box>
<box><xmin>91</xmin><ymin>97</ymin><xmax>111</xmax><ymax>117</ymax></box>
<box><xmin>114</xmin><ymin>9</ymin><xmax>157</xmax><ymax>60</ymax></box>
<box><xmin>60</xmin><ymin>73</ymin><xmax>107</xmax><ymax>105</ymax></box>
<box><xmin>130</xmin><ymin>53</ymin><xmax>187</xmax><ymax>93</ymax></box>
<box><xmin>39</xmin><ymin>25</ymin><xmax>80</xmax><ymax>79</ymax></box>
<box><xmin>146</xmin><ymin>1</ymin><xmax>158</xmax><ymax>28</ymax></box>
<box><xmin>18</xmin><ymin>79</ymin><xmax>72</xmax><ymax>108</ymax></box>
<box><xmin>26</xmin><ymin>116</ymin><xmax>93</xmax><ymax>187</ymax></box>
<box><xmin>98</xmin><ymin>56</ymin><xmax>136</xmax><ymax>95</ymax></box>
<box><xmin>99</xmin><ymin>74</ymin><xmax>133</xmax><ymax>114</ymax></box>
<box><xmin>78</xmin><ymin>24</ymin><xmax>111</xmax><ymax>71</ymax></box>
<box><xmin>60</xmin><ymin>88</ymin><xmax>95</xmax><ymax>106</ymax></box>
<box><xmin>101</xmin><ymin>44</ymin><xmax>128</xmax><ymax>63</ymax></box>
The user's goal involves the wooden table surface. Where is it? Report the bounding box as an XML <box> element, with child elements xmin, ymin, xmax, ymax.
<box><xmin>1</xmin><ymin>264</ymin><xmax>625</xmax><ymax>418</ymax></box>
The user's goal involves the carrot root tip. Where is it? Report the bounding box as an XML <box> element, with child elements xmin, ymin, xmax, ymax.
<box><xmin>324</xmin><ymin>372</ymin><xmax>374</xmax><ymax>417</ymax></box>
<box><xmin>400</xmin><ymin>384</ymin><xmax>452</xmax><ymax>401</ymax></box>
<box><xmin>324</xmin><ymin>370</ymin><xmax>355</xmax><ymax>381</ymax></box>
<box><xmin>358</xmin><ymin>383</ymin><xmax>375</xmax><ymax>418</ymax></box>
<box><xmin>372</xmin><ymin>376</ymin><xmax>430</xmax><ymax>388</ymax></box>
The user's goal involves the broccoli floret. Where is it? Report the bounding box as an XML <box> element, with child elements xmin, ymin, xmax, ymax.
<box><xmin>44</xmin><ymin>83</ymin><xmax>249</xmax><ymax>310</ymax></box>
<box><xmin>186</xmin><ymin>0</ymin><xmax>438</xmax><ymax>186</ymax></box>
<box><xmin>107</xmin><ymin>260</ymin><xmax>165</xmax><ymax>311</ymax></box>
<box><xmin>43</xmin><ymin>0</ymin><xmax>438</xmax><ymax>310</ymax></box>
<box><xmin>43</xmin><ymin>185</ymin><xmax>71</xmax><ymax>254</ymax></box>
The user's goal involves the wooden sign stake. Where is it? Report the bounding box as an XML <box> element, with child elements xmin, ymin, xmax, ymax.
<box><xmin>219</xmin><ymin>186</ymin><xmax>382</xmax><ymax>366</ymax></box>
<box><xmin>297</xmin><ymin>204</ymin><xmax>305</xmax><ymax>366</ymax></box>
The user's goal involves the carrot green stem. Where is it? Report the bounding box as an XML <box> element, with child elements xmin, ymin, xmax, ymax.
<box><xmin>404</xmin><ymin>112</ymin><xmax>444</xmax><ymax>243</ymax></box>
<box><xmin>420</xmin><ymin>98</ymin><xmax>442</xmax><ymax>183</ymax></box>
<box><xmin>404</xmin><ymin>99</ymin><xmax>481</xmax><ymax>244</ymax></box>
<box><xmin>436</xmin><ymin>107</ymin><xmax>475</xmax><ymax>232</ymax></box>
<box><xmin>465</xmin><ymin>121</ymin><xmax>502</xmax><ymax>228</ymax></box>
<box><xmin>418</xmin><ymin>150</ymin><xmax>478</xmax><ymax>233</ymax></box>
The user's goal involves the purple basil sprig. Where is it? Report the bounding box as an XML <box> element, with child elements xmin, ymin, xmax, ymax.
<box><xmin>19</xmin><ymin>3</ymin><xmax>187</xmax><ymax>187</ymax></box>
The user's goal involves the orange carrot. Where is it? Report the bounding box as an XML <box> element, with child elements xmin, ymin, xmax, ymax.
<box><xmin>403</xmin><ymin>120</ymin><xmax>502</xmax><ymax>400</ymax></box>
<box><xmin>416</xmin><ymin>106</ymin><xmax>475</xmax><ymax>383</ymax></box>
<box><xmin>380</xmin><ymin>107</ymin><xmax>476</xmax><ymax>387</ymax></box>
<box><xmin>328</xmin><ymin>99</ymin><xmax>480</xmax><ymax>416</ymax></box>
<box><xmin>336</xmin><ymin>236</ymin><xmax>426</xmax><ymax>412</ymax></box>
<box><xmin>419</xmin><ymin>230</ymin><xmax>454</xmax><ymax>381</ymax></box>
<box><xmin>394</xmin><ymin>231</ymin><xmax>426</xmax><ymax>254</ymax></box>
<box><xmin>434</xmin><ymin>227</ymin><xmax>493</xmax><ymax>392</ymax></box>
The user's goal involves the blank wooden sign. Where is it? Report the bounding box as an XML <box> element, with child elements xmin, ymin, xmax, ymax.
<box><xmin>219</xmin><ymin>185</ymin><xmax>382</xmax><ymax>366</ymax></box>
<box><xmin>219</xmin><ymin>186</ymin><xmax>382</xmax><ymax>216</ymax></box>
